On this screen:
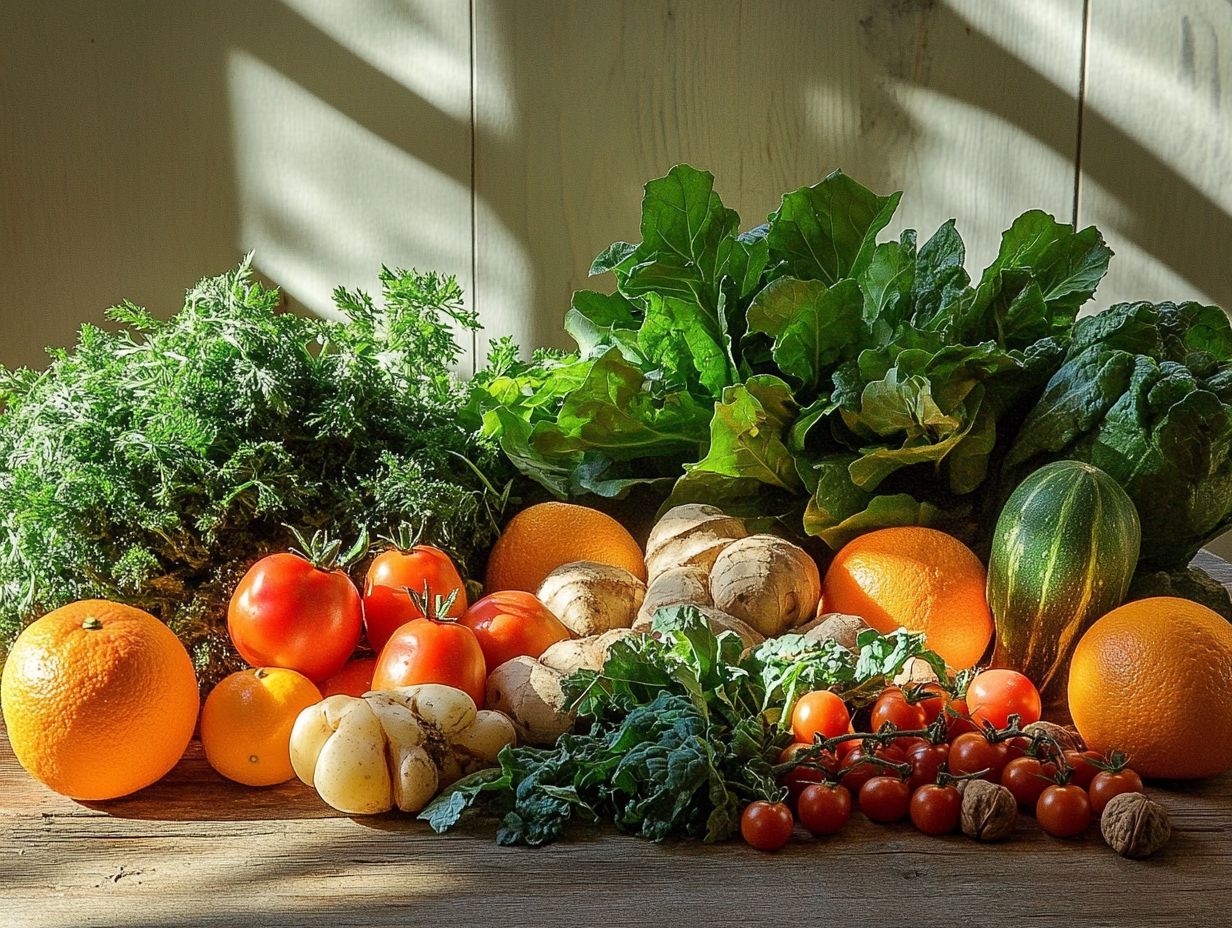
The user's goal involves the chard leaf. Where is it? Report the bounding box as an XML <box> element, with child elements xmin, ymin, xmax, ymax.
<box><xmin>617</xmin><ymin>164</ymin><xmax>739</xmax><ymax>315</ymax></box>
<box><xmin>679</xmin><ymin>375</ymin><xmax>801</xmax><ymax>492</ymax></box>
<box><xmin>637</xmin><ymin>293</ymin><xmax>733</xmax><ymax>397</ymax></box>
<box><xmin>747</xmin><ymin>278</ymin><xmax>865</xmax><ymax>393</ymax></box>
<box><xmin>766</xmin><ymin>171</ymin><xmax>902</xmax><ymax>285</ymax></box>
<box><xmin>565</xmin><ymin>290</ymin><xmax>640</xmax><ymax>358</ymax></box>
<box><xmin>912</xmin><ymin>219</ymin><xmax>969</xmax><ymax>325</ymax></box>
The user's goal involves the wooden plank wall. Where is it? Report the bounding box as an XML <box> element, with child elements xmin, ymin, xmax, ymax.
<box><xmin>5</xmin><ymin>1</ymin><xmax>1230</xmax><ymax>372</ymax></box>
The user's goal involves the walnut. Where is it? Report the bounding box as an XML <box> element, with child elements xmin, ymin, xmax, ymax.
<box><xmin>1022</xmin><ymin>720</ymin><xmax>1083</xmax><ymax>753</ymax></box>
<box><xmin>960</xmin><ymin>780</ymin><xmax>1017</xmax><ymax>841</ymax></box>
<box><xmin>1101</xmin><ymin>792</ymin><xmax>1171</xmax><ymax>859</ymax></box>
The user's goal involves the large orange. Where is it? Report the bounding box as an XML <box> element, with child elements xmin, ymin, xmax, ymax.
<box><xmin>821</xmin><ymin>527</ymin><xmax>992</xmax><ymax>669</ymax></box>
<box><xmin>1</xmin><ymin>600</ymin><xmax>199</xmax><ymax>800</ymax></box>
<box><xmin>484</xmin><ymin>502</ymin><xmax>646</xmax><ymax>593</ymax></box>
<box><xmin>1068</xmin><ymin>597</ymin><xmax>1232</xmax><ymax>779</ymax></box>
<box><xmin>200</xmin><ymin>667</ymin><xmax>321</xmax><ymax>786</ymax></box>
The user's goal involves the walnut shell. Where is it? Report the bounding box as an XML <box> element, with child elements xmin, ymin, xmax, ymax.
<box><xmin>1101</xmin><ymin>792</ymin><xmax>1171</xmax><ymax>859</ymax></box>
<box><xmin>1022</xmin><ymin>720</ymin><xmax>1083</xmax><ymax>753</ymax></box>
<box><xmin>960</xmin><ymin>780</ymin><xmax>1017</xmax><ymax>841</ymax></box>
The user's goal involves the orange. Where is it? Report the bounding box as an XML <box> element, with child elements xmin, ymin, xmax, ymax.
<box><xmin>1</xmin><ymin>600</ymin><xmax>199</xmax><ymax>800</ymax></box>
<box><xmin>200</xmin><ymin>667</ymin><xmax>322</xmax><ymax>787</ymax></box>
<box><xmin>484</xmin><ymin>502</ymin><xmax>646</xmax><ymax>593</ymax></box>
<box><xmin>821</xmin><ymin>527</ymin><xmax>992</xmax><ymax>669</ymax></box>
<box><xmin>1068</xmin><ymin>597</ymin><xmax>1232</xmax><ymax>779</ymax></box>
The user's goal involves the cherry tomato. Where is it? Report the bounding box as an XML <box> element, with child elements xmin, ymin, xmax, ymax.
<box><xmin>363</xmin><ymin>544</ymin><xmax>467</xmax><ymax>653</ymax></box>
<box><xmin>967</xmin><ymin>669</ymin><xmax>1042</xmax><ymax>730</ymax></box>
<box><xmin>741</xmin><ymin>801</ymin><xmax>794</xmax><ymax>851</ymax></box>
<box><xmin>372</xmin><ymin>618</ymin><xmax>487</xmax><ymax>705</ymax></box>
<box><xmin>912</xmin><ymin>683</ymin><xmax>948</xmax><ymax>725</ymax></box>
<box><xmin>906</xmin><ymin>742</ymin><xmax>951</xmax><ymax>791</ymax></box>
<box><xmin>459</xmin><ymin>591</ymin><xmax>572</xmax><ymax>668</ymax></box>
<box><xmin>1064</xmin><ymin>750</ymin><xmax>1103</xmax><ymax>789</ymax></box>
<box><xmin>841</xmin><ymin>743</ymin><xmax>906</xmax><ymax>792</ymax></box>
<box><xmin>945</xmin><ymin>696</ymin><xmax>980</xmax><ymax>738</ymax></box>
<box><xmin>1089</xmin><ymin>768</ymin><xmax>1144</xmax><ymax>816</ymax></box>
<box><xmin>1004</xmin><ymin>736</ymin><xmax>1033</xmax><ymax>763</ymax></box>
<box><xmin>779</xmin><ymin>743</ymin><xmax>838</xmax><ymax>802</ymax></box>
<box><xmin>910</xmin><ymin>784</ymin><xmax>962</xmax><ymax>836</ymax></box>
<box><xmin>1036</xmin><ymin>784</ymin><xmax>1091</xmax><ymax>838</ymax></box>
<box><xmin>948</xmin><ymin>731</ymin><xmax>1009</xmax><ymax>781</ymax></box>
<box><xmin>871</xmin><ymin>688</ymin><xmax>927</xmax><ymax>733</ymax></box>
<box><xmin>1000</xmin><ymin>756</ymin><xmax>1055</xmax><ymax>808</ymax></box>
<box><xmin>320</xmin><ymin>657</ymin><xmax>377</xmax><ymax>697</ymax></box>
<box><xmin>791</xmin><ymin>690</ymin><xmax>851</xmax><ymax>745</ymax></box>
<box><xmin>797</xmin><ymin>782</ymin><xmax>852</xmax><ymax>836</ymax></box>
<box><xmin>228</xmin><ymin>552</ymin><xmax>362</xmax><ymax>682</ymax></box>
<box><xmin>858</xmin><ymin>776</ymin><xmax>912</xmax><ymax>823</ymax></box>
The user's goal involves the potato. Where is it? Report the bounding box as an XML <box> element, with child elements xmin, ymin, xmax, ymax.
<box><xmin>538</xmin><ymin>561</ymin><xmax>645</xmax><ymax>637</ymax></box>
<box><xmin>709</xmin><ymin>535</ymin><xmax>821</xmax><ymax>637</ymax></box>
<box><xmin>644</xmin><ymin>504</ymin><xmax>748</xmax><ymax>580</ymax></box>
<box><xmin>289</xmin><ymin>684</ymin><xmax>516</xmax><ymax>816</ymax></box>
<box><xmin>486</xmin><ymin>656</ymin><xmax>574</xmax><ymax>746</ymax></box>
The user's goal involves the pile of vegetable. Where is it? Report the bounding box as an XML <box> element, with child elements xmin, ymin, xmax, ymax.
<box><xmin>3</xmin><ymin>164</ymin><xmax>1232</xmax><ymax>864</ymax></box>
<box><xmin>468</xmin><ymin>165</ymin><xmax>1232</xmax><ymax>571</ymax></box>
<box><xmin>0</xmin><ymin>259</ymin><xmax>512</xmax><ymax>684</ymax></box>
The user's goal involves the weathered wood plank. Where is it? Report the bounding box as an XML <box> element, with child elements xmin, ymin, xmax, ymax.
<box><xmin>2</xmin><ymin>555</ymin><xmax>1230</xmax><ymax>928</ymax></box>
<box><xmin>0</xmin><ymin>1</ymin><xmax>477</xmax><ymax>371</ymax></box>
<box><xmin>471</xmin><ymin>0</ymin><xmax>1086</xmax><ymax>361</ymax></box>
<box><xmin>1078</xmin><ymin>1</ymin><xmax>1232</xmax><ymax>313</ymax></box>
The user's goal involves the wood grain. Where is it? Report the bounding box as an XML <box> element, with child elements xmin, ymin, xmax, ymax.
<box><xmin>1077</xmin><ymin>1</ymin><xmax>1232</xmax><ymax>312</ymax></box>
<box><xmin>471</xmin><ymin>0</ymin><xmax>1085</xmax><ymax>360</ymax></box>
<box><xmin>2</xmin><ymin>555</ymin><xmax>1230</xmax><ymax>928</ymax></box>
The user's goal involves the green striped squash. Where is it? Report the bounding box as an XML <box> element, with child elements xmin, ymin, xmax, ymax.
<box><xmin>988</xmin><ymin>461</ymin><xmax>1141</xmax><ymax>716</ymax></box>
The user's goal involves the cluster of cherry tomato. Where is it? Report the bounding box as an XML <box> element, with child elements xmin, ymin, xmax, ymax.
<box><xmin>225</xmin><ymin>529</ymin><xmax>569</xmax><ymax>705</ymax></box>
<box><xmin>740</xmin><ymin>669</ymin><xmax>1144</xmax><ymax>852</ymax></box>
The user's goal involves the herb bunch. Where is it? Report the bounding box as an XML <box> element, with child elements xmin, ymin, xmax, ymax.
<box><xmin>0</xmin><ymin>258</ymin><xmax>511</xmax><ymax>685</ymax></box>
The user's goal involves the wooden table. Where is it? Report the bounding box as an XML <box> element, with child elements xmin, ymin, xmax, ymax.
<box><xmin>3</xmin><ymin>556</ymin><xmax>1231</xmax><ymax>928</ymax></box>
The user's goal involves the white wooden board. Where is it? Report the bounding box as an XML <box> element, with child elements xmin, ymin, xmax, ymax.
<box><xmin>471</xmin><ymin>0</ymin><xmax>1085</xmax><ymax>358</ymax></box>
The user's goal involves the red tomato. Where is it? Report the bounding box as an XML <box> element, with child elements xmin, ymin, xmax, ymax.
<box><xmin>967</xmin><ymin>669</ymin><xmax>1042</xmax><ymax>730</ymax></box>
<box><xmin>910</xmin><ymin>784</ymin><xmax>961</xmax><ymax>836</ymax></box>
<box><xmin>459</xmin><ymin>591</ymin><xmax>572</xmax><ymax>669</ymax></box>
<box><xmin>363</xmin><ymin>545</ymin><xmax>467</xmax><ymax>653</ymax></box>
<box><xmin>741</xmin><ymin>801</ymin><xmax>794</xmax><ymax>851</ymax></box>
<box><xmin>791</xmin><ymin>691</ymin><xmax>851</xmax><ymax>745</ymax></box>
<box><xmin>871</xmin><ymin>687</ymin><xmax>928</xmax><ymax>733</ymax></box>
<box><xmin>228</xmin><ymin>552</ymin><xmax>362</xmax><ymax>682</ymax></box>
<box><xmin>858</xmin><ymin>776</ymin><xmax>911</xmax><ymax>823</ymax></box>
<box><xmin>320</xmin><ymin>657</ymin><xmax>377</xmax><ymax>697</ymax></box>
<box><xmin>948</xmin><ymin>732</ymin><xmax>1010</xmax><ymax>781</ymax></box>
<box><xmin>912</xmin><ymin>683</ymin><xmax>948</xmax><ymax>725</ymax></box>
<box><xmin>945</xmin><ymin>696</ymin><xmax>979</xmax><ymax>738</ymax></box>
<box><xmin>1000</xmin><ymin>756</ymin><xmax>1055</xmax><ymax>808</ymax></box>
<box><xmin>1064</xmin><ymin>750</ymin><xmax>1103</xmax><ymax>789</ymax></box>
<box><xmin>778</xmin><ymin>743</ymin><xmax>838</xmax><ymax>802</ymax></box>
<box><xmin>906</xmin><ymin>742</ymin><xmax>951</xmax><ymax>791</ymax></box>
<box><xmin>372</xmin><ymin>618</ymin><xmax>487</xmax><ymax>705</ymax></box>
<box><xmin>797</xmin><ymin>783</ymin><xmax>852</xmax><ymax>836</ymax></box>
<box><xmin>1089</xmin><ymin>769</ymin><xmax>1144</xmax><ymax>816</ymax></box>
<box><xmin>1036</xmin><ymin>784</ymin><xmax>1091</xmax><ymax>838</ymax></box>
<box><xmin>841</xmin><ymin>743</ymin><xmax>907</xmax><ymax>792</ymax></box>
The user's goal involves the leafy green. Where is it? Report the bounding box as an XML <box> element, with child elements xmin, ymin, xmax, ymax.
<box><xmin>421</xmin><ymin>606</ymin><xmax>941</xmax><ymax>845</ymax></box>
<box><xmin>470</xmin><ymin>163</ymin><xmax>1232</xmax><ymax>567</ymax></box>
<box><xmin>1005</xmin><ymin>301</ymin><xmax>1232</xmax><ymax>568</ymax></box>
<box><xmin>0</xmin><ymin>259</ymin><xmax>512</xmax><ymax>681</ymax></box>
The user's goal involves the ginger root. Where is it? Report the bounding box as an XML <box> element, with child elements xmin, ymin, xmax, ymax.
<box><xmin>485</xmin><ymin>656</ymin><xmax>575</xmax><ymax>746</ymax></box>
<box><xmin>709</xmin><ymin>535</ymin><xmax>821</xmax><ymax>637</ymax></box>
<box><xmin>644</xmin><ymin>504</ymin><xmax>748</xmax><ymax>580</ymax></box>
<box><xmin>538</xmin><ymin>561</ymin><xmax>645</xmax><ymax>637</ymax></box>
<box><xmin>638</xmin><ymin>564</ymin><xmax>713</xmax><ymax>626</ymax></box>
